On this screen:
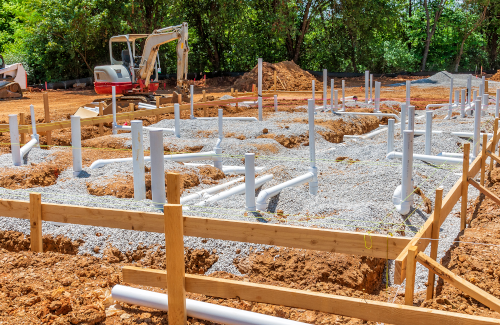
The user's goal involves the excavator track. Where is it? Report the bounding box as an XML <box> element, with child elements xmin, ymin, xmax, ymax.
<box><xmin>0</xmin><ymin>80</ymin><xmax>22</xmax><ymax>100</ymax></box>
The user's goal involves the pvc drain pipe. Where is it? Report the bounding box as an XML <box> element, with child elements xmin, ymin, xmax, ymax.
<box><xmin>197</xmin><ymin>174</ymin><xmax>273</xmax><ymax>206</ymax></box>
<box><xmin>29</xmin><ymin>105</ymin><xmax>39</xmax><ymax>143</ymax></box>
<box><xmin>446</xmin><ymin>77</ymin><xmax>453</xmax><ymax>119</ymax></box>
<box><xmin>333</xmin><ymin>111</ymin><xmax>400</xmax><ymax>121</ymax></box>
<box><xmin>330</xmin><ymin>79</ymin><xmax>334</xmax><ymax>111</ymax></box>
<box><xmin>214</xmin><ymin>109</ymin><xmax>223</xmax><ymax>149</ymax></box>
<box><xmin>182</xmin><ymin>163</ymin><xmax>264</xmax><ymax>175</ymax></box>
<box><xmin>312</xmin><ymin>80</ymin><xmax>315</xmax><ymax>107</ymax></box>
<box><xmin>496</xmin><ymin>89</ymin><xmax>500</xmax><ymax>118</ymax></box>
<box><xmin>115</xmin><ymin>124</ymin><xmax>175</xmax><ymax>134</ymax></box>
<box><xmin>111</xmin><ymin>285</ymin><xmax>306</xmax><ymax>325</ymax></box>
<box><xmin>467</xmin><ymin>75</ymin><xmax>472</xmax><ymax>104</ymax></box>
<box><xmin>323</xmin><ymin>69</ymin><xmax>327</xmax><ymax>109</ymax></box>
<box><xmin>258</xmin><ymin>58</ymin><xmax>262</xmax><ymax>98</ymax></box>
<box><xmin>150</xmin><ymin>128</ymin><xmax>166</xmax><ymax>209</ymax></box>
<box><xmin>9</xmin><ymin>114</ymin><xmax>21</xmax><ymax>166</ymax></box>
<box><xmin>483</xmin><ymin>94</ymin><xmax>489</xmax><ymax>115</ymax></box>
<box><xmin>407</xmin><ymin>105</ymin><xmax>415</xmax><ymax>131</ymax></box>
<box><xmin>71</xmin><ymin>116</ymin><xmax>82</xmax><ymax>176</ymax></box>
<box><xmin>400</xmin><ymin>104</ymin><xmax>407</xmax><ymax>136</ymax></box>
<box><xmin>245</xmin><ymin>153</ymin><xmax>256</xmax><ymax>211</ymax></box>
<box><xmin>375</xmin><ymin>81</ymin><xmax>381</xmax><ymax>112</ymax></box>
<box><xmin>90</xmin><ymin>151</ymin><xmax>219</xmax><ymax>169</ymax></box>
<box><xmin>387</xmin><ymin>119</ymin><xmax>394</xmax><ymax>154</ymax></box>
<box><xmin>406</xmin><ymin>80</ymin><xmax>410</xmax><ymax>109</ymax></box>
<box><xmin>387</xmin><ymin>152</ymin><xmax>464</xmax><ymax>165</ymax></box>
<box><xmin>473</xmin><ymin>99</ymin><xmax>482</xmax><ymax>157</ymax></box>
<box><xmin>195</xmin><ymin>117</ymin><xmax>258</xmax><ymax>122</ymax></box>
<box><xmin>174</xmin><ymin>103</ymin><xmax>180</xmax><ymax>138</ymax></box>
<box><xmin>274</xmin><ymin>95</ymin><xmax>277</xmax><ymax>112</ymax></box>
<box><xmin>461</xmin><ymin>89</ymin><xmax>466</xmax><ymax>117</ymax></box>
<box><xmin>180</xmin><ymin>177</ymin><xmax>244</xmax><ymax>204</ymax></box>
<box><xmin>341</xmin><ymin>80</ymin><xmax>345</xmax><ymax>111</ymax></box>
<box><xmin>20</xmin><ymin>135</ymin><xmax>39</xmax><ymax>159</ymax></box>
<box><xmin>308</xmin><ymin>98</ymin><xmax>318</xmax><ymax>195</ymax></box>
<box><xmin>112</xmin><ymin>86</ymin><xmax>117</xmax><ymax>135</ymax></box>
<box><xmin>370</xmin><ymin>74</ymin><xmax>373</xmax><ymax>103</ymax></box>
<box><xmin>334</xmin><ymin>90</ymin><xmax>339</xmax><ymax>112</ymax></box>
<box><xmin>131</xmin><ymin>120</ymin><xmax>146</xmax><ymax>200</ymax></box>
<box><xmin>425</xmin><ymin>110</ymin><xmax>433</xmax><ymax>155</ymax></box>
<box><xmin>256</xmin><ymin>172</ymin><xmax>314</xmax><ymax>211</ymax></box>
<box><xmin>190</xmin><ymin>84</ymin><xmax>194</xmax><ymax>119</ymax></box>
<box><xmin>365</xmin><ymin>70</ymin><xmax>369</xmax><ymax>103</ymax></box>
<box><xmin>392</xmin><ymin>129</ymin><xmax>414</xmax><ymax>215</ymax></box>
<box><xmin>258</xmin><ymin>97</ymin><xmax>263</xmax><ymax>121</ymax></box>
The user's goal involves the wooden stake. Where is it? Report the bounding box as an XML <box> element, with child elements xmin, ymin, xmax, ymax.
<box><xmin>30</xmin><ymin>193</ymin><xmax>42</xmax><ymax>253</ymax></box>
<box><xmin>481</xmin><ymin>133</ymin><xmax>487</xmax><ymax>185</ymax></box>
<box><xmin>43</xmin><ymin>92</ymin><xmax>51</xmax><ymax>146</ymax></box>
<box><xmin>178</xmin><ymin>94</ymin><xmax>182</xmax><ymax>104</ymax></box>
<box><xmin>19</xmin><ymin>113</ymin><xmax>25</xmax><ymax>145</ymax></box>
<box><xmin>202</xmin><ymin>90</ymin><xmax>206</xmax><ymax>102</ymax></box>
<box><xmin>99</xmin><ymin>103</ymin><xmax>104</xmax><ymax>137</ymax></box>
<box><xmin>167</xmin><ymin>172</ymin><xmax>181</xmax><ymax>204</ymax></box>
<box><xmin>468</xmin><ymin>177</ymin><xmax>500</xmax><ymax>205</ymax></box>
<box><xmin>235</xmin><ymin>90</ymin><xmax>239</xmax><ymax>109</ymax></box>
<box><xmin>231</xmin><ymin>88</ymin><xmax>234</xmax><ymax>96</ymax></box>
<box><xmin>426</xmin><ymin>188</ymin><xmax>443</xmax><ymax>300</ymax></box>
<box><xmin>461</xmin><ymin>143</ymin><xmax>470</xmax><ymax>231</ymax></box>
<box><xmin>164</xmin><ymin>204</ymin><xmax>187</xmax><ymax>325</ymax></box>
<box><xmin>405</xmin><ymin>246</ymin><xmax>418</xmax><ymax>306</ymax></box>
<box><xmin>490</xmin><ymin>118</ymin><xmax>498</xmax><ymax>171</ymax></box>
<box><xmin>485</xmin><ymin>80</ymin><xmax>489</xmax><ymax>93</ymax></box>
<box><xmin>129</xmin><ymin>102</ymin><xmax>135</xmax><ymax>112</ymax></box>
<box><xmin>252</xmin><ymin>84</ymin><xmax>256</xmax><ymax>95</ymax></box>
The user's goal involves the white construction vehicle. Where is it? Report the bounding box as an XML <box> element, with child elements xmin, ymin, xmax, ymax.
<box><xmin>0</xmin><ymin>55</ymin><xmax>27</xmax><ymax>100</ymax></box>
<box><xmin>93</xmin><ymin>22</ymin><xmax>189</xmax><ymax>105</ymax></box>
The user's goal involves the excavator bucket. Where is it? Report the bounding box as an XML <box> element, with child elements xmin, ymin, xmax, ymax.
<box><xmin>0</xmin><ymin>80</ymin><xmax>23</xmax><ymax>99</ymax></box>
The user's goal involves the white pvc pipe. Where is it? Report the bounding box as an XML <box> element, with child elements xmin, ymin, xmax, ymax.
<box><xmin>407</xmin><ymin>105</ymin><xmax>415</xmax><ymax>131</ymax></box>
<box><xmin>483</xmin><ymin>94</ymin><xmax>489</xmax><ymax>114</ymax></box>
<box><xmin>112</xmin><ymin>285</ymin><xmax>306</xmax><ymax>325</ymax></box>
<box><xmin>473</xmin><ymin>99</ymin><xmax>482</xmax><ymax>157</ymax></box>
<box><xmin>448</xmin><ymin>77</ymin><xmax>454</xmax><ymax>115</ymax></box>
<box><xmin>400</xmin><ymin>104</ymin><xmax>407</xmax><ymax>136</ymax></box>
<box><xmin>311</xmin><ymin>80</ymin><xmax>315</xmax><ymax>108</ymax></box>
<box><xmin>323</xmin><ymin>69</ymin><xmax>327</xmax><ymax>109</ymax></box>
<box><xmin>29</xmin><ymin>105</ymin><xmax>38</xmax><ymax>140</ymax></box>
<box><xmin>174</xmin><ymin>103</ymin><xmax>180</xmax><ymax>137</ymax></box>
<box><xmin>245</xmin><ymin>153</ymin><xmax>256</xmax><ymax>211</ymax></box>
<box><xmin>308</xmin><ymin>98</ymin><xmax>318</xmax><ymax>195</ymax></box>
<box><xmin>406</xmin><ymin>80</ymin><xmax>410</xmax><ymax>109</ymax></box>
<box><xmin>112</xmin><ymin>86</ymin><xmax>117</xmax><ymax>135</ymax></box>
<box><xmin>114</xmin><ymin>125</ymin><xmax>175</xmax><ymax>133</ymax></box>
<box><xmin>387</xmin><ymin>119</ymin><xmax>394</xmax><ymax>154</ymax></box>
<box><xmin>91</xmin><ymin>151</ymin><xmax>218</xmax><ymax>169</ymax></box>
<box><xmin>451</xmin><ymin>131</ymin><xmax>492</xmax><ymax>139</ymax></box>
<box><xmin>190</xmin><ymin>84</ymin><xmax>194</xmax><ymax>119</ymax></box>
<box><xmin>196</xmin><ymin>117</ymin><xmax>258</xmax><ymax>122</ymax></box>
<box><xmin>180</xmin><ymin>177</ymin><xmax>244</xmax><ymax>204</ymax></box>
<box><xmin>138</xmin><ymin>103</ymin><xmax>159</xmax><ymax>110</ymax></box>
<box><xmin>182</xmin><ymin>163</ymin><xmax>263</xmax><ymax>175</ymax></box>
<box><xmin>9</xmin><ymin>114</ymin><xmax>21</xmax><ymax>166</ymax></box>
<box><xmin>496</xmin><ymin>88</ymin><xmax>500</xmax><ymax>118</ymax></box>
<box><xmin>258</xmin><ymin>97</ymin><xmax>263</xmax><ymax>121</ymax></box>
<box><xmin>20</xmin><ymin>137</ymin><xmax>38</xmax><ymax>159</ymax></box>
<box><xmin>330</xmin><ymin>79</ymin><xmax>334</xmax><ymax>111</ymax></box>
<box><xmin>274</xmin><ymin>95</ymin><xmax>277</xmax><ymax>112</ymax></box>
<box><xmin>480</xmin><ymin>84</ymin><xmax>484</xmax><ymax>104</ymax></box>
<box><xmin>256</xmin><ymin>172</ymin><xmax>314</xmax><ymax>211</ymax></box>
<box><xmin>370</xmin><ymin>74</ymin><xmax>373</xmax><ymax>103</ymax></box>
<box><xmin>150</xmin><ymin>128</ymin><xmax>165</xmax><ymax>209</ymax></box>
<box><xmin>394</xmin><ymin>129</ymin><xmax>414</xmax><ymax>214</ymax></box>
<box><xmin>387</xmin><ymin>151</ymin><xmax>464</xmax><ymax>165</ymax></box>
<box><xmin>425</xmin><ymin>110</ymin><xmax>433</xmax><ymax>155</ymax></box>
<box><xmin>341</xmin><ymin>80</ymin><xmax>345</xmax><ymax>111</ymax></box>
<box><xmin>375</xmin><ymin>81</ymin><xmax>380</xmax><ymax>112</ymax></box>
<box><xmin>333</xmin><ymin>111</ymin><xmax>400</xmax><ymax>121</ymax></box>
<box><xmin>258</xmin><ymin>58</ymin><xmax>262</xmax><ymax>97</ymax></box>
<box><xmin>461</xmin><ymin>89</ymin><xmax>466</xmax><ymax>117</ymax></box>
<box><xmin>131</xmin><ymin>120</ymin><xmax>146</xmax><ymax>200</ymax></box>
<box><xmin>70</xmin><ymin>115</ymin><xmax>82</xmax><ymax>176</ymax></box>
<box><xmin>454</xmin><ymin>89</ymin><xmax>459</xmax><ymax>107</ymax></box>
<box><xmin>198</xmin><ymin>174</ymin><xmax>273</xmax><ymax>206</ymax></box>
<box><xmin>334</xmin><ymin>90</ymin><xmax>339</xmax><ymax>112</ymax></box>
<box><xmin>364</xmin><ymin>70</ymin><xmax>369</xmax><ymax>103</ymax></box>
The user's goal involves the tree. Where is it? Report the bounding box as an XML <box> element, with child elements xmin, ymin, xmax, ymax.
<box><xmin>421</xmin><ymin>0</ymin><xmax>446</xmax><ymax>71</ymax></box>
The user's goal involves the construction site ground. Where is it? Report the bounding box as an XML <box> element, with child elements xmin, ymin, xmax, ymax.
<box><xmin>0</xmin><ymin>69</ymin><xmax>500</xmax><ymax>324</ymax></box>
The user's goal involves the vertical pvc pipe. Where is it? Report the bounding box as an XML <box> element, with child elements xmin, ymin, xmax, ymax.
<box><xmin>496</xmin><ymin>89</ymin><xmax>500</xmax><ymax>118</ymax></box>
<box><xmin>190</xmin><ymin>85</ymin><xmax>194</xmax><ymax>119</ymax></box>
<box><xmin>406</xmin><ymin>80</ymin><xmax>411</xmax><ymax>109</ymax></box>
<box><xmin>473</xmin><ymin>90</ymin><xmax>477</xmax><ymax>103</ymax></box>
<box><xmin>401</xmin><ymin>104</ymin><xmax>407</xmax><ymax>136</ymax></box>
<box><xmin>425</xmin><ymin>111</ymin><xmax>433</xmax><ymax>155</ymax></box>
<box><xmin>257</xmin><ymin>58</ymin><xmax>262</xmax><ymax>97</ymax></box>
<box><xmin>29</xmin><ymin>104</ymin><xmax>37</xmax><ymax>138</ymax></box>
<box><xmin>370</xmin><ymin>74</ymin><xmax>373</xmax><ymax>102</ymax></box>
<box><xmin>473</xmin><ymin>99</ymin><xmax>482</xmax><ymax>158</ymax></box>
<box><xmin>387</xmin><ymin>119</ymin><xmax>394</xmax><ymax>154</ymax></box>
<box><xmin>214</xmin><ymin>110</ymin><xmax>223</xmax><ymax>170</ymax></box>
<box><xmin>9</xmin><ymin>114</ymin><xmax>21</xmax><ymax>166</ymax></box>
<box><xmin>334</xmin><ymin>90</ymin><xmax>339</xmax><ymax>112</ymax></box>
<box><xmin>454</xmin><ymin>89</ymin><xmax>459</xmax><ymax>107</ymax></box>
<box><xmin>323</xmin><ymin>69</ymin><xmax>327</xmax><ymax>109</ymax></box>
<box><xmin>112</xmin><ymin>86</ymin><xmax>117</xmax><ymax>135</ymax></box>
<box><xmin>449</xmin><ymin>77</ymin><xmax>454</xmax><ymax>109</ymax></box>
<box><xmin>483</xmin><ymin>94</ymin><xmax>489</xmax><ymax>113</ymax></box>
<box><xmin>245</xmin><ymin>153</ymin><xmax>256</xmax><ymax>211</ymax></box>
<box><xmin>461</xmin><ymin>89</ymin><xmax>466</xmax><ymax>117</ymax></box>
<box><xmin>375</xmin><ymin>81</ymin><xmax>381</xmax><ymax>112</ymax></box>
<box><xmin>401</xmin><ymin>129</ymin><xmax>414</xmax><ymax>212</ymax></box>
<box><xmin>480</xmin><ymin>84</ymin><xmax>484</xmax><ymax>105</ymax></box>
<box><xmin>218</xmin><ymin>109</ymin><xmax>223</xmax><ymax>140</ymax></box>
<box><xmin>330</xmin><ymin>79</ymin><xmax>334</xmax><ymax>111</ymax></box>
<box><xmin>341</xmin><ymin>80</ymin><xmax>345</xmax><ymax>111</ymax></box>
<box><xmin>312</xmin><ymin>80</ymin><xmax>315</xmax><ymax>106</ymax></box>
<box><xmin>365</xmin><ymin>70</ymin><xmax>369</xmax><ymax>103</ymax></box>
<box><xmin>258</xmin><ymin>97</ymin><xmax>263</xmax><ymax>121</ymax></box>
<box><xmin>307</xmin><ymin>99</ymin><xmax>318</xmax><ymax>195</ymax></box>
<box><xmin>71</xmin><ymin>115</ymin><xmax>82</xmax><ymax>177</ymax></box>
<box><xmin>467</xmin><ymin>75</ymin><xmax>472</xmax><ymax>104</ymax></box>
<box><xmin>274</xmin><ymin>95</ymin><xmax>278</xmax><ymax>112</ymax></box>
<box><xmin>150</xmin><ymin>129</ymin><xmax>165</xmax><ymax>209</ymax></box>
<box><xmin>131</xmin><ymin>120</ymin><xmax>146</xmax><ymax>200</ymax></box>
<box><xmin>174</xmin><ymin>103</ymin><xmax>180</xmax><ymax>138</ymax></box>
<box><xmin>407</xmin><ymin>105</ymin><xmax>415</xmax><ymax>131</ymax></box>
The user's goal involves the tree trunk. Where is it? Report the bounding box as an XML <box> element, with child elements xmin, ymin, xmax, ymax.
<box><xmin>453</xmin><ymin>5</ymin><xmax>487</xmax><ymax>72</ymax></box>
<box><xmin>421</xmin><ymin>35</ymin><xmax>432</xmax><ymax>71</ymax></box>
<box><xmin>420</xmin><ymin>0</ymin><xmax>446</xmax><ymax>71</ymax></box>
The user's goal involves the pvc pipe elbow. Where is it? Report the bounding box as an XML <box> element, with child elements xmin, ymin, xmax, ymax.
<box><xmin>386</xmin><ymin>151</ymin><xmax>397</xmax><ymax>160</ymax></box>
<box><xmin>90</xmin><ymin>160</ymin><xmax>106</xmax><ymax>169</ymax></box>
<box><xmin>395</xmin><ymin>201</ymin><xmax>412</xmax><ymax>215</ymax></box>
<box><xmin>256</xmin><ymin>190</ymin><xmax>271</xmax><ymax>211</ymax></box>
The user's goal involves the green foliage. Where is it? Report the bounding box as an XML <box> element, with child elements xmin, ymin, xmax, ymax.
<box><xmin>1</xmin><ymin>0</ymin><xmax>499</xmax><ymax>82</ymax></box>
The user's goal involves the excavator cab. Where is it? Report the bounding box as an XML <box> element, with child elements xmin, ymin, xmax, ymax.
<box><xmin>0</xmin><ymin>54</ymin><xmax>26</xmax><ymax>100</ymax></box>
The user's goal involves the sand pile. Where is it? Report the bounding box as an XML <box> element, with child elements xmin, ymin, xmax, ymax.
<box><xmin>234</xmin><ymin>61</ymin><xmax>323</xmax><ymax>92</ymax></box>
<box><xmin>489</xmin><ymin>70</ymin><xmax>500</xmax><ymax>81</ymax></box>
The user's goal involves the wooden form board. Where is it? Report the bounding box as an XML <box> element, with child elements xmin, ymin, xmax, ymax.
<box><xmin>122</xmin><ymin>266</ymin><xmax>500</xmax><ymax>325</ymax></box>
<box><xmin>394</xmin><ymin>136</ymin><xmax>495</xmax><ymax>284</ymax></box>
<box><xmin>0</xmin><ymin>200</ymin><xmax>410</xmax><ymax>259</ymax></box>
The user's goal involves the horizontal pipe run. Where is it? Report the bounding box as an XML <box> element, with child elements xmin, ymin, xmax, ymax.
<box><xmin>180</xmin><ymin>177</ymin><xmax>245</xmax><ymax>204</ymax></box>
<box><xmin>197</xmin><ymin>174</ymin><xmax>273</xmax><ymax>206</ymax></box>
<box><xmin>114</xmin><ymin>124</ymin><xmax>175</xmax><ymax>133</ymax></box>
<box><xmin>333</xmin><ymin>111</ymin><xmax>400</xmax><ymax>121</ymax></box>
<box><xmin>112</xmin><ymin>285</ymin><xmax>306</xmax><ymax>325</ymax></box>
<box><xmin>256</xmin><ymin>172</ymin><xmax>314</xmax><ymax>211</ymax></box>
<box><xmin>194</xmin><ymin>117</ymin><xmax>258</xmax><ymax>122</ymax></box>
<box><xmin>90</xmin><ymin>151</ymin><xmax>218</xmax><ymax>169</ymax></box>
<box><xmin>182</xmin><ymin>163</ymin><xmax>264</xmax><ymax>175</ymax></box>
<box><xmin>386</xmin><ymin>151</ymin><xmax>464</xmax><ymax>165</ymax></box>
<box><xmin>19</xmin><ymin>137</ymin><xmax>38</xmax><ymax>158</ymax></box>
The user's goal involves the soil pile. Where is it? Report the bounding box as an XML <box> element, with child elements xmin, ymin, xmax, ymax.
<box><xmin>489</xmin><ymin>70</ymin><xmax>500</xmax><ymax>81</ymax></box>
<box><xmin>234</xmin><ymin>61</ymin><xmax>323</xmax><ymax>92</ymax></box>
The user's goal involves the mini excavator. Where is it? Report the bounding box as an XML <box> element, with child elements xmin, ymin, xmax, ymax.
<box><xmin>0</xmin><ymin>55</ymin><xmax>27</xmax><ymax>100</ymax></box>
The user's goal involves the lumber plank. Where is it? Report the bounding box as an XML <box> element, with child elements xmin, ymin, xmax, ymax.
<box><xmin>468</xmin><ymin>177</ymin><xmax>500</xmax><ymax>205</ymax></box>
<box><xmin>417</xmin><ymin>252</ymin><xmax>500</xmax><ymax>313</ymax></box>
<box><xmin>405</xmin><ymin>246</ymin><xmax>417</xmax><ymax>305</ymax></box>
<box><xmin>0</xmin><ymin>199</ymin><xmax>30</xmax><ymax>219</ymax></box>
<box><xmin>167</xmin><ymin>173</ymin><xmax>181</xmax><ymax>204</ymax></box>
<box><xmin>427</xmin><ymin>188</ymin><xmax>443</xmax><ymax>299</ymax></box>
<box><xmin>487</xmin><ymin>151</ymin><xmax>500</xmax><ymax>165</ymax></box>
<box><xmin>39</xmin><ymin>203</ymin><xmax>409</xmax><ymax>258</ymax></box>
<box><xmin>29</xmin><ymin>193</ymin><xmax>43</xmax><ymax>253</ymax></box>
<box><xmin>462</xmin><ymin>143</ymin><xmax>471</xmax><ymax>230</ymax></box>
<box><xmin>122</xmin><ymin>266</ymin><xmax>500</xmax><ymax>325</ymax></box>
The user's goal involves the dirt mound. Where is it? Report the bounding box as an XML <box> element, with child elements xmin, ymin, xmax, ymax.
<box><xmin>0</xmin><ymin>163</ymin><xmax>62</xmax><ymax>189</ymax></box>
<box><xmin>234</xmin><ymin>61</ymin><xmax>323</xmax><ymax>92</ymax></box>
<box><xmin>257</xmin><ymin>133</ymin><xmax>309</xmax><ymax>148</ymax></box>
<box><xmin>234</xmin><ymin>247</ymin><xmax>385</xmax><ymax>293</ymax></box>
<box><xmin>0</xmin><ymin>230</ymin><xmax>81</xmax><ymax>254</ymax></box>
<box><xmin>489</xmin><ymin>71</ymin><xmax>500</xmax><ymax>81</ymax></box>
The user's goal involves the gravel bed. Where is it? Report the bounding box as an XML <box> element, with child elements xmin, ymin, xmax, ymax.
<box><xmin>0</xmin><ymin>99</ymin><xmax>490</xmax><ymax>289</ymax></box>
<box><xmin>388</xmin><ymin>71</ymin><xmax>500</xmax><ymax>89</ymax></box>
